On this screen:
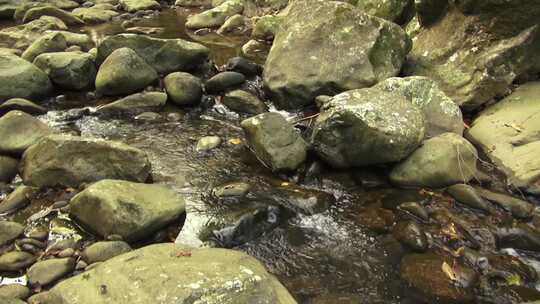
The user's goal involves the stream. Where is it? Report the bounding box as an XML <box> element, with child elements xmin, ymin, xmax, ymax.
<box><xmin>1</xmin><ymin>5</ymin><xmax>540</xmax><ymax>304</ymax></box>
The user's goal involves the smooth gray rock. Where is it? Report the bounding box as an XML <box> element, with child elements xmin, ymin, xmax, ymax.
<box><xmin>0</xmin><ymin>110</ymin><xmax>51</xmax><ymax>155</ymax></box>
<box><xmin>164</xmin><ymin>72</ymin><xmax>202</xmax><ymax>106</ymax></box>
<box><xmin>27</xmin><ymin>258</ymin><xmax>76</xmax><ymax>287</ymax></box>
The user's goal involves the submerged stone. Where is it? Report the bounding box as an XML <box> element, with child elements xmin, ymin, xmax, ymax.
<box><xmin>401</xmin><ymin>253</ymin><xmax>478</xmax><ymax>304</ymax></box>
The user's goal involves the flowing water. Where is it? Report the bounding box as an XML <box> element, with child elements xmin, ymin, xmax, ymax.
<box><xmin>2</xmin><ymin>6</ymin><xmax>540</xmax><ymax>304</ymax></box>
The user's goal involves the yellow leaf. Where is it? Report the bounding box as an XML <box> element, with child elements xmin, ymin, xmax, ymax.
<box><xmin>442</xmin><ymin>261</ymin><xmax>457</xmax><ymax>281</ymax></box>
<box><xmin>229</xmin><ymin>138</ymin><xmax>242</xmax><ymax>145</ymax></box>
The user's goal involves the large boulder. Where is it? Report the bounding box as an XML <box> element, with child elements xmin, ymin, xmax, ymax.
<box><xmin>241</xmin><ymin>112</ymin><xmax>308</xmax><ymax>171</ymax></box>
<box><xmin>466</xmin><ymin>82</ymin><xmax>540</xmax><ymax>192</ymax></box>
<box><xmin>311</xmin><ymin>87</ymin><xmax>425</xmax><ymax>168</ymax></box>
<box><xmin>390</xmin><ymin>132</ymin><xmax>478</xmax><ymax>188</ymax></box>
<box><xmin>96</xmin><ymin>34</ymin><xmax>209</xmax><ymax>74</ymax></box>
<box><xmin>0</xmin><ymin>110</ymin><xmax>50</xmax><ymax>155</ymax></box>
<box><xmin>185</xmin><ymin>0</ymin><xmax>244</xmax><ymax>29</ymax></box>
<box><xmin>263</xmin><ymin>0</ymin><xmax>411</xmax><ymax>109</ymax></box>
<box><xmin>355</xmin><ymin>0</ymin><xmax>412</xmax><ymax>21</ymax></box>
<box><xmin>33</xmin><ymin>51</ymin><xmax>97</xmax><ymax>90</ymax></box>
<box><xmin>0</xmin><ymin>54</ymin><xmax>53</xmax><ymax>101</ymax></box>
<box><xmin>373</xmin><ymin>76</ymin><xmax>463</xmax><ymax>136</ymax></box>
<box><xmin>404</xmin><ymin>3</ymin><xmax>540</xmax><ymax>111</ymax></box>
<box><xmin>38</xmin><ymin>243</ymin><xmax>296</xmax><ymax>304</ymax></box>
<box><xmin>20</xmin><ymin>134</ymin><xmax>151</xmax><ymax>188</ymax></box>
<box><xmin>70</xmin><ymin>180</ymin><xmax>185</xmax><ymax>242</ymax></box>
<box><xmin>95</xmin><ymin>47</ymin><xmax>158</xmax><ymax>96</ymax></box>
<box><xmin>119</xmin><ymin>0</ymin><xmax>160</xmax><ymax>12</ymax></box>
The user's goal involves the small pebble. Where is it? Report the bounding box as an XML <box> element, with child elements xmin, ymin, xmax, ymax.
<box><xmin>57</xmin><ymin>248</ymin><xmax>75</xmax><ymax>258</ymax></box>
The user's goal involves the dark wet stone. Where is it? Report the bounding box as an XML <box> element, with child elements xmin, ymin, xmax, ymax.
<box><xmin>0</xmin><ymin>284</ymin><xmax>30</xmax><ymax>300</ymax></box>
<box><xmin>82</xmin><ymin>241</ymin><xmax>131</xmax><ymax>264</ymax></box>
<box><xmin>392</xmin><ymin>221</ymin><xmax>428</xmax><ymax>252</ymax></box>
<box><xmin>474</xmin><ymin>187</ymin><xmax>534</xmax><ymax>219</ymax></box>
<box><xmin>494</xmin><ymin>224</ymin><xmax>540</xmax><ymax>252</ymax></box>
<box><xmin>0</xmin><ymin>155</ymin><xmax>18</xmax><ymax>183</ymax></box>
<box><xmin>487</xmin><ymin>254</ymin><xmax>537</xmax><ymax>284</ymax></box>
<box><xmin>211</xmin><ymin>205</ymin><xmax>282</xmax><ymax>248</ymax></box>
<box><xmin>225</xmin><ymin>57</ymin><xmax>262</xmax><ymax>76</ymax></box>
<box><xmin>28</xmin><ymin>257</ymin><xmax>76</xmax><ymax>287</ymax></box>
<box><xmin>272</xmin><ymin>184</ymin><xmax>335</xmax><ymax>215</ymax></box>
<box><xmin>134</xmin><ymin>111</ymin><xmax>162</xmax><ymax>121</ymax></box>
<box><xmin>0</xmin><ymin>185</ymin><xmax>37</xmax><ymax>214</ymax></box>
<box><xmin>204</xmin><ymin>71</ymin><xmax>245</xmax><ymax>94</ymax></box>
<box><xmin>46</xmin><ymin>238</ymin><xmax>79</xmax><ymax>253</ymax></box>
<box><xmin>28</xmin><ymin>229</ymin><xmax>49</xmax><ymax>241</ymax></box>
<box><xmin>16</xmin><ymin>238</ymin><xmax>46</xmax><ymax>249</ymax></box>
<box><xmin>0</xmin><ymin>98</ymin><xmax>47</xmax><ymax>116</ymax></box>
<box><xmin>400</xmin><ymin>253</ymin><xmax>478</xmax><ymax>304</ymax></box>
<box><xmin>0</xmin><ymin>251</ymin><xmax>36</xmax><ymax>271</ymax></box>
<box><xmin>447</xmin><ymin>184</ymin><xmax>492</xmax><ymax>213</ymax></box>
<box><xmin>0</xmin><ymin>221</ymin><xmax>24</xmax><ymax>247</ymax></box>
<box><xmin>355</xmin><ymin>207</ymin><xmax>396</xmax><ymax>233</ymax></box>
<box><xmin>222</xmin><ymin>89</ymin><xmax>267</xmax><ymax>114</ymax></box>
<box><xmin>397</xmin><ymin>202</ymin><xmax>429</xmax><ymax>221</ymax></box>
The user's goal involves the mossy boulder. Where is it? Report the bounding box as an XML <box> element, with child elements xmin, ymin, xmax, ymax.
<box><xmin>95</xmin><ymin>47</ymin><xmax>158</xmax><ymax>96</ymax></box>
<box><xmin>39</xmin><ymin>243</ymin><xmax>296</xmax><ymax>304</ymax></box>
<box><xmin>70</xmin><ymin>180</ymin><xmax>185</xmax><ymax>242</ymax></box>
<box><xmin>33</xmin><ymin>51</ymin><xmax>96</xmax><ymax>90</ymax></box>
<box><xmin>373</xmin><ymin>76</ymin><xmax>463</xmax><ymax>137</ymax></box>
<box><xmin>263</xmin><ymin>0</ymin><xmax>411</xmax><ymax>109</ymax></box>
<box><xmin>21</xmin><ymin>32</ymin><xmax>67</xmax><ymax>63</ymax></box>
<box><xmin>0</xmin><ymin>54</ymin><xmax>53</xmax><ymax>101</ymax></box>
<box><xmin>311</xmin><ymin>87</ymin><xmax>425</xmax><ymax>168</ymax></box>
<box><xmin>355</xmin><ymin>0</ymin><xmax>412</xmax><ymax>22</ymax></box>
<box><xmin>390</xmin><ymin>133</ymin><xmax>478</xmax><ymax>188</ymax></box>
<box><xmin>164</xmin><ymin>72</ymin><xmax>202</xmax><ymax>106</ymax></box>
<box><xmin>96</xmin><ymin>34</ymin><xmax>209</xmax><ymax>74</ymax></box>
<box><xmin>404</xmin><ymin>4</ymin><xmax>540</xmax><ymax>111</ymax></box>
<box><xmin>20</xmin><ymin>134</ymin><xmax>151</xmax><ymax>188</ymax></box>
